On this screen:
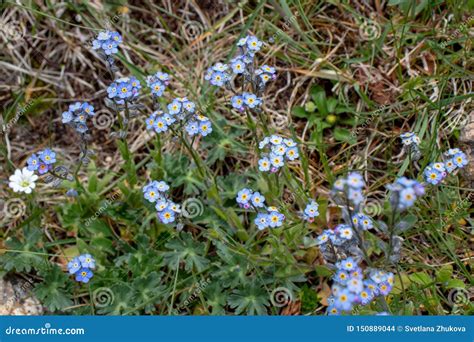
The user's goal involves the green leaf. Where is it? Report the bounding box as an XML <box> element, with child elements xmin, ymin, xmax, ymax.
<box><xmin>444</xmin><ymin>279</ymin><xmax>465</xmax><ymax>290</ymax></box>
<box><xmin>204</xmin><ymin>282</ymin><xmax>227</xmax><ymax>315</ymax></box>
<box><xmin>333</xmin><ymin>127</ymin><xmax>355</xmax><ymax>143</ymax></box>
<box><xmin>34</xmin><ymin>266</ymin><xmax>73</xmax><ymax>312</ymax></box>
<box><xmin>90</xmin><ymin>237</ymin><xmax>114</xmax><ymax>254</ymax></box>
<box><xmin>88</xmin><ymin>173</ymin><xmax>98</xmax><ymax>193</ymax></box>
<box><xmin>327</xmin><ymin>97</ymin><xmax>338</xmax><ymax>113</ymax></box>
<box><xmin>436</xmin><ymin>265</ymin><xmax>453</xmax><ymax>283</ymax></box>
<box><xmin>310</xmin><ymin>86</ymin><xmax>328</xmax><ymax>116</ymax></box>
<box><xmin>227</xmin><ymin>282</ymin><xmax>269</xmax><ymax>315</ymax></box>
<box><xmin>84</xmin><ymin>220</ymin><xmax>113</xmax><ymax>237</ymax></box>
<box><xmin>163</xmin><ymin>232</ymin><xmax>209</xmax><ymax>272</ymax></box>
<box><xmin>292</xmin><ymin>106</ymin><xmax>308</xmax><ymax>118</ymax></box>
<box><xmin>315</xmin><ymin>265</ymin><xmax>333</xmax><ymax>277</ymax></box>
<box><xmin>131</xmin><ymin>271</ymin><xmax>166</xmax><ymax>314</ymax></box>
<box><xmin>409</xmin><ymin>272</ymin><xmax>432</xmax><ymax>286</ymax></box>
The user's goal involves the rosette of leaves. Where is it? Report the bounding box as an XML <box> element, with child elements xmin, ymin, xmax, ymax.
<box><xmin>292</xmin><ymin>85</ymin><xmax>355</xmax><ymax>144</ymax></box>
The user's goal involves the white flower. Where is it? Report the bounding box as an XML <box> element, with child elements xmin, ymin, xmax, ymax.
<box><xmin>8</xmin><ymin>167</ymin><xmax>38</xmax><ymax>194</ymax></box>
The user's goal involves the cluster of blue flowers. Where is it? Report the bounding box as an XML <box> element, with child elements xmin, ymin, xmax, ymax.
<box><xmin>351</xmin><ymin>213</ymin><xmax>374</xmax><ymax>230</ymax></box>
<box><xmin>92</xmin><ymin>31</ymin><xmax>122</xmax><ymax>56</ymax></box>
<box><xmin>236</xmin><ymin>35</ymin><xmax>263</xmax><ymax>61</ymax></box>
<box><xmin>399</xmin><ymin>132</ymin><xmax>468</xmax><ymax>186</ymax></box>
<box><xmin>107</xmin><ymin>76</ymin><xmax>141</xmax><ymax>103</ymax></box>
<box><xmin>27</xmin><ymin>149</ymin><xmax>57</xmax><ymax>175</ymax></box>
<box><xmin>185</xmin><ymin>113</ymin><xmax>213</xmax><ymax>137</ymax></box>
<box><xmin>258</xmin><ymin>135</ymin><xmax>299</xmax><ymax>173</ymax></box>
<box><xmin>236</xmin><ymin>188</ymin><xmax>285</xmax><ymax>230</ymax></box>
<box><xmin>205</xmin><ymin>36</ymin><xmax>265</xmax><ymax>86</ymax></box>
<box><xmin>145</xmin><ymin>97</ymin><xmax>212</xmax><ymax>137</ymax></box>
<box><xmin>255</xmin><ymin>65</ymin><xmax>277</xmax><ymax>85</ymax></box>
<box><xmin>387</xmin><ymin>177</ymin><xmax>425</xmax><ymax>211</ymax></box>
<box><xmin>316</xmin><ymin>224</ymin><xmax>354</xmax><ymax>247</ymax></box>
<box><xmin>143</xmin><ymin>180</ymin><xmax>181</xmax><ymax>224</ymax></box>
<box><xmin>61</xmin><ymin>102</ymin><xmax>95</xmax><ymax>134</ymax></box>
<box><xmin>423</xmin><ymin>148</ymin><xmax>468</xmax><ymax>185</ymax></box>
<box><xmin>231</xmin><ymin>93</ymin><xmax>262</xmax><ymax>111</ymax></box>
<box><xmin>236</xmin><ymin>188</ymin><xmax>265</xmax><ymax>209</ymax></box>
<box><xmin>146</xmin><ymin>71</ymin><xmax>170</xmax><ymax>97</ymax></box>
<box><xmin>168</xmin><ymin>96</ymin><xmax>195</xmax><ymax>118</ymax></box>
<box><xmin>145</xmin><ymin>111</ymin><xmax>174</xmax><ymax>133</ymax></box>
<box><xmin>316</xmin><ymin>173</ymin><xmax>423</xmax><ymax>315</ymax></box>
<box><xmin>400</xmin><ymin>132</ymin><xmax>421</xmax><ymax>160</ymax></box>
<box><xmin>332</xmin><ymin>172</ymin><xmax>365</xmax><ymax>205</ymax></box>
<box><xmin>302</xmin><ymin>200</ymin><xmax>319</xmax><ymax>222</ymax></box>
<box><xmin>327</xmin><ymin>259</ymin><xmax>394</xmax><ymax>315</ymax></box>
<box><xmin>400</xmin><ymin>132</ymin><xmax>420</xmax><ymax>147</ymax></box>
<box><xmin>205</xmin><ymin>35</ymin><xmax>276</xmax><ymax>113</ymax></box>
<box><xmin>205</xmin><ymin>63</ymin><xmax>231</xmax><ymax>87</ymax></box>
<box><xmin>67</xmin><ymin>254</ymin><xmax>96</xmax><ymax>283</ymax></box>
